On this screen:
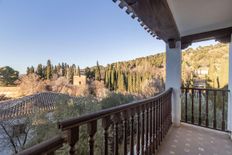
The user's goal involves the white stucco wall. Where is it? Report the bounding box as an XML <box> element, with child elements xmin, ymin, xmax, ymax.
<box><xmin>166</xmin><ymin>41</ymin><xmax>182</xmax><ymax>126</ymax></box>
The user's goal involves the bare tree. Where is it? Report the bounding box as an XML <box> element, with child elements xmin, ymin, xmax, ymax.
<box><xmin>17</xmin><ymin>74</ymin><xmax>47</xmax><ymax>96</ymax></box>
<box><xmin>0</xmin><ymin>117</ymin><xmax>33</xmax><ymax>154</ymax></box>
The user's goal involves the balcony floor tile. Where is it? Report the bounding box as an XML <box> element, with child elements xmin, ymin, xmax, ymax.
<box><xmin>157</xmin><ymin>123</ymin><xmax>232</xmax><ymax>155</ymax></box>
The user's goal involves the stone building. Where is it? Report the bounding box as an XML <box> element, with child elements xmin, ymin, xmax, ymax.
<box><xmin>194</xmin><ymin>67</ymin><xmax>209</xmax><ymax>77</ymax></box>
<box><xmin>73</xmin><ymin>75</ymin><xmax>87</xmax><ymax>86</ymax></box>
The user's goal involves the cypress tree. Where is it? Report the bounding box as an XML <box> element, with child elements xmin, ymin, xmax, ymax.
<box><xmin>132</xmin><ymin>73</ymin><xmax>136</xmax><ymax>92</ymax></box>
<box><xmin>57</xmin><ymin>63</ymin><xmax>62</xmax><ymax>76</ymax></box>
<box><xmin>64</xmin><ymin>64</ymin><xmax>69</xmax><ymax>77</ymax></box>
<box><xmin>46</xmin><ymin>59</ymin><xmax>52</xmax><ymax>80</ymax></box>
<box><xmin>66</xmin><ymin>67</ymin><xmax>73</xmax><ymax>83</ymax></box>
<box><xmin>108</xmin><ymin>67</ymin><xmax>112</xmax><ymax>89</ymax></box>
<box><xmin>53</xmin><ymin>65</ymin><xmax>58</xmax><ymax>75</ymax></box>
<box><xmin>136</xmin><ymin>73</ymin><xmax>141</xmax><ymax>93</ymax></box>
<box><xmin>95</xmin><ymin>61</ymin><xmax>101</xmax><ymax>81</ymax></box>
<box><xmin>77</xmin><ymin>66</ymin><xmax>81</xmax><ymax>77</ymax></box>
<box><xmin>61</xmin><ymin>63</ymin><xmax>65</xmax><ymax>76</ymax></box>
<box><xmin>104</xmin><ymin>69</ymin><xmax>108</xmax><ymax>86</ymax></box>
<box><xmin>117</xmin><ymin>71</ymin><xmax>126</xmax><ymax>92</ymax></box>
<box><xmin>111</xmin><ymin>67</ymin><xmax>116</xmax><ymax>90</ymax></box>
<box><xmin>128</xmin><ymin>73</ymin><xmax>133</xmax><ymax>92</ymax></box>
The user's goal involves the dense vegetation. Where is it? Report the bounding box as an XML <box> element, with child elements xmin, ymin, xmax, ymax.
<box><xmin>0</xmin><ymin>43</ymin><xmax>229</xmax><ymax>94</ymax></box>
<box><xmin>23</xmin><ymin>43</ymin><xmax>229</xmax><ymax>92</ymax></box>
<box><xmin>182</xmin><ymin>43</ymin><xmax>229</xmax><ymax>88</ymax></box>
<box><xmin>0</xmin><ymin>66</ymin><xmax>19</xmax><ymax>86</ymax></box>
<box><xmin>23</xmin><ymin>55</ymin><xmax>165</xmax><ymax>96</ymax></box>
<box><xmin>26</xmin><ymin>60</ymin><xmax>82</xmax><ymax>84</ymax></box>
<box><xmin>0</xmin><ymin>43</ymin><xmax>230</xmax><ymax>154</ymax></box>
<box><xmin>0</xmin><ymin>92</ymin><xmax>136</xmax><ymax>154</ymax></box>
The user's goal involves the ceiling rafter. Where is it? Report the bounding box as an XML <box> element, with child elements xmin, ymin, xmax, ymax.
<box><xmin>113</xmin><ymin>0</ymin><xmax>180</xmax><ymax>48</ymax></box>
<box><xmin>113</xmin><ymin>0</ymin><xmax>157</xmax><ymax>39</ymax></box>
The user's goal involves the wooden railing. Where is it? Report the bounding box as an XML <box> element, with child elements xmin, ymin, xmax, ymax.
<box><xmin>18</xmin><ymin>88</ymin><xmax>172</xmax><ymax>155</ymax></box>
<box><xmin>181</xmin><ymin>87</ymin><xmax>229</xmax><ymax>131</ymax></box>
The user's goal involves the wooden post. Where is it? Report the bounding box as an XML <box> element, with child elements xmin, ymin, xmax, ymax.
<box><xmin>67</xmin><ymin>127</ymin><xmax>79</xmax><ymax>155</ymax></box>
<box><xmin>102</xmin><ymin>116</ymin><xmax>111</xmax><ymax>155</ymax></box>
<box><xmin>87</xmin><ymin>121</ymin><xmax>97</xmax><ymax>155</ymax></box>
<box><xmin>228</xmin><ymin>33</ymin><xmax>232</xmax><ymax>139</ymax></box>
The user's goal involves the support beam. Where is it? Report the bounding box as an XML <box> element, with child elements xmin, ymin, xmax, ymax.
<box><xmin>181</xmin><ymin>27</ymin><xmax>232</xmax><ymax>49</ymax></box>
<box><xmin>228</xmin><ymin>33</ymin><xmax>232</xmax><ymax>139</ymax></box>
<box><xmin>166</xmin><ymin>41</ymin><xmax>182</xmax><ymax>126</ymax></box>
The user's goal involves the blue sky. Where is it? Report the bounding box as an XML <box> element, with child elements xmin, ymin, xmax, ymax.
<box><xmin>0</xmin><ymin>0</ymin><xmax>216</xmax><ymax>74</ymax></box>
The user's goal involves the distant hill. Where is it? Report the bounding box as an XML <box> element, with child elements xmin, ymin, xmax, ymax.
<box><xmin>182</xmin><ymin>43</ymin><xmax>229</xmax><ymax>88</ymax></box>
<box><xmin>103</xmin><ymin>43</ymin><xmax>229</xmax><ymax>91</ymax></box>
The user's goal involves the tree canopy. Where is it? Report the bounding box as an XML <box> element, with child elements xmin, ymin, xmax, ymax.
<box><xmin>0</xmin><ymin>66</ymin><xmax>19</xmax><ymax>86</ymax></box>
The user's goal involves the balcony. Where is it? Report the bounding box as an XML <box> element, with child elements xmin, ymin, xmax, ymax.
<box><xmin>157</xmin><ymin>123</ymin><xmax>232</xmax><ymax>155</ymax></box>
<box><xmin>16</xmin><ymin>87</ymin><xmax>231</xmax><ymax>155</ymax></box>
<box><xmin>1</xmin><ymin>0</ymin><xmax>232</xmax><ymax>155</ymax></box>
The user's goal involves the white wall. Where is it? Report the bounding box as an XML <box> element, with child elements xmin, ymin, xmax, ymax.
<box><xmin>166</xmin><ymin>41</ymin><xmax>182</xmax><ymax>126</ymax></box>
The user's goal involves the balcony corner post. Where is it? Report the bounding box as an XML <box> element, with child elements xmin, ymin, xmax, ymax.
<box><xmin>165</xmin><ymin>40</ymin><xmax>182</xmax><ymax>127</ymax></box>
<box><xmin>228</xmin><ymin>33</ymin><xmax>232</xmax><ymax>139</ymax></box>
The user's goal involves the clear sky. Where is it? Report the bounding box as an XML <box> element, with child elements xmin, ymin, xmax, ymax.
<box><xmin>0</xmin><ymin>0</ymin><xmax>217</xmax><ymax>74</ymax></box>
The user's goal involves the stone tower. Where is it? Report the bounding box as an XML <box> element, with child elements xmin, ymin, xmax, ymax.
<box><xmin>73</xmin><ymin>75</ymin><xmax>87</xmax><ymax>86</ymax></box>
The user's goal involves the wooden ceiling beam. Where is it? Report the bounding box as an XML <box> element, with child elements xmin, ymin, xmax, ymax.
<box><xmin>120</xmin><ymin>0</ymin><xmax>180</xmax><ymax>44</ymax></box>
<box><xmin>181</xmin><ymin>27</ymin><xmax>232</xmax><ymax>49</ymax></box>
<box><xmin>117</xmin><ymin>1</ymin><xmax>232</xmax><ymax>49</ymax></box>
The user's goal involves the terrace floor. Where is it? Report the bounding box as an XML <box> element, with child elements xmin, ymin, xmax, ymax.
<box><xmin>157</xmin><ymin>123</ymin><xmax>232</xmax><ymax>155</ymax></box>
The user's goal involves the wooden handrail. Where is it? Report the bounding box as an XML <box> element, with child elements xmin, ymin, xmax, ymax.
<box><xmin>17</xmin><ymin>136</ymin><xmax>65</xmax><ymax>155</ymax></box>
<box><xmin>181</xmin><ymin>87</ymin><xmax>230</xmax><ymax>92</ymax></box>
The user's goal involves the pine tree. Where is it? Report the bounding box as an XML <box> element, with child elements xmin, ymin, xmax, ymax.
<box><xmin>36</xmin><ymin>64</ymin><xmax>43</xmax><ymax>78</ymax></box>
<box><xmin>26</xmin><ymin>67</ymin><xmax>30</xmax><ymax>75</ymax></box>
<box><xmin>85</xmin><ymin>67</ymin><xmax>93</xmax><ymax>79</ymax></box>
<box><xmin>30</xmin><ymin>66</ymin><xmax>35</xmax><ymax>74</ymax></box>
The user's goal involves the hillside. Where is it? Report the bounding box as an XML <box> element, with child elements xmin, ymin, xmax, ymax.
<box><xmin>182</xmin><ymin>43</ymin><xmax>229</xmax><ymax>88</ymax></box>
<box><xmin>103</xmin><ymin>43</ymin><xmax>229</xmax><ymax>92</ymax></box>
<box><xmin>1</xmin><ymin>43</ymin><xmax>229</xmax><ymax>98</ymax></box>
